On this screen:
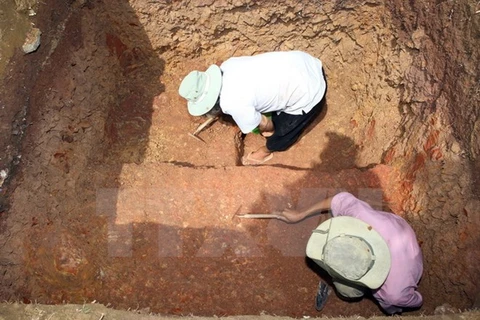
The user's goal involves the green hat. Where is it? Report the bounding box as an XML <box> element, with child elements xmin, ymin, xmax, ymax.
<box><xmin>306</xmin><ymin>216</ymin><xmax>391</xmax><ymax>289</ymax></box>
<box><xmin>178</xmin><ymin>64</ymin><xmax>222</xmax><ymax>116</ymax></box>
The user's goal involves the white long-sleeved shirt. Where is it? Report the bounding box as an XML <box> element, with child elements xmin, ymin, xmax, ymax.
<box><xmin>219</xmin><ymin>51</ymin><xmax>326</xmax><ymax>133</ymax></box>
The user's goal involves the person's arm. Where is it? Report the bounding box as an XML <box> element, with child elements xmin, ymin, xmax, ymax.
<box><xmin>258</xmin><ymin>114</ymin><xmax>274</xmax><ymax>136</ymax></box>
<box><xmin>221</xmin><ymin>100</ymin><xmax>262</xmax><ymax>134</ymax></box>
<box><xmin>278</xmin><ymin>196</ymin><xmax>333</xmax><ymax>223</ymax></box>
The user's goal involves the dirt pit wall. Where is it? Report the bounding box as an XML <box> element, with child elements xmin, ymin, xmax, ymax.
<box><xmin>0</xmin><ymin>0</ymin><xmax>479</xmax><ymax>318</ymax></box>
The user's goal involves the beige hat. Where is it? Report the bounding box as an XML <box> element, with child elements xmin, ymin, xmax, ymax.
<box><xmin>306</xmin><ymin>216</ymin><xmax>391</xmax><ymax>289</ymax></box>
<box><xmin>178</xmin><ymin>64</ymin><xmax>222</xmax><ymax>116</ymax></box>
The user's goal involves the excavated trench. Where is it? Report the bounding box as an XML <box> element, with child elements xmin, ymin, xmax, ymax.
<box><xmin>0</xmin><ymin>0</ymin><xmax>479</xmax><ymax>318</ymax></box>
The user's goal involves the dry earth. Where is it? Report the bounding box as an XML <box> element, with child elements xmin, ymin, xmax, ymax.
<box><xmin>0</xmin><ymin>303</ymin><xmax>479</xmax><ymax>320</ymax></box>
<box><xmin>0</xmin><ymin>0</ymin><xmax>479</xmax><ymax>319</ymax></box>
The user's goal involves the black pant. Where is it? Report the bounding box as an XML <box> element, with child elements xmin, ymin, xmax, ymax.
<box><xmin>266</xmin><ymin>93</ymin><xmax>326</xmax><ymax>152</ymax></box>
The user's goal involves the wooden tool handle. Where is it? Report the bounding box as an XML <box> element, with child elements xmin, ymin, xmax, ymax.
<box><xmin>237</xmin><ymin>213</ymin><xmax>283</xmax><ymax>220</ymax></box>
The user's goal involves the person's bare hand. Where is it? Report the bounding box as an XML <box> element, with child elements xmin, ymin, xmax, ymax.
<box><xmin>261</xmin><ymin>130</ymin><xmax>274</xmax><ymax>137</ymax></box>
<box><xmin>259</xmin><ymin>115</ymin><xmax>274</xmax><ymax>133</ymax></box>
<box><xmin>278</xmin><ymin>208</ymin><xmax>305</xmax><ymax>223</ymax></box>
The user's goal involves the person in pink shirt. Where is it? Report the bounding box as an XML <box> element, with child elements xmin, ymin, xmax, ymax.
<box><xmin>278</xmin><ymin>192</ymin><xmax>423</xmax><ymax>315</ymax></box>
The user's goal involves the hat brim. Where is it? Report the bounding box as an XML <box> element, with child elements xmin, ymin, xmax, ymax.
<box><xmin>306</xmin><ymin>216</ymin><xmax>391</xmax><ymax>289</ymax></box>
<box><xmin>187</xmin><ymin>64</ymin><xmax>222</xmax><ymax>116</ymax></box>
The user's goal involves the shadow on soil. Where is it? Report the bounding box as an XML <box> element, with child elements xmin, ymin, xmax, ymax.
<box><xmin>247</xmin><ymin>132</ymin><xmax>398</xmax><ymax>315</ymax></box>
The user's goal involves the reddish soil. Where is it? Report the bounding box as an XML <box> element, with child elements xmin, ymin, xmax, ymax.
<box><xmin>0</xmin><ymin>0</ymin><xmax>479</xmax><ymax>318</ymax></box>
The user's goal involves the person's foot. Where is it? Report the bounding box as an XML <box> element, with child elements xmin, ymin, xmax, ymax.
<box><xmin>315</xmin><ymin>281</ymin><xmax>330</xmax><ymax>311</ymax></box>
<box><xmin>241</xmin><ymin>148</ymin><xmax>273</xmax><ymax>166</ymax></box>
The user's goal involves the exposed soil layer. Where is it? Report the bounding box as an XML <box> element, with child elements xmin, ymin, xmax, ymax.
<box><xmin>0</xmin><ymin>0</ymin><xmax>479</xmax><ymax>318</ymax></box>
<box><xmin>0</xmin><ymin>303</ymin><xmax>480</xmax><ymax>320</ymax></box>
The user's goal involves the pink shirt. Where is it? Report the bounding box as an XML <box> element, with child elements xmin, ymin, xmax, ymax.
<box><xmin>331</xmin><ymin>192</ymin><xmax>423</xmax><ymax>314</ymax></box>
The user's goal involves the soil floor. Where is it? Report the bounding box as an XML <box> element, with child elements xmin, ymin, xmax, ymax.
<box><xmin>0</xmin><ymin>0</ymin><xmax>479</xmax><ymax>319</ymax></box>
<box><xmin>0</xmin><ymin>303</ymin><xmax>479</xmax><ymax>320</ymax></box>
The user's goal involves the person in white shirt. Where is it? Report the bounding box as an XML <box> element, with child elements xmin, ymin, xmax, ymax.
<box><xmin>179</xmin><ymin>51</ymin><xmax>327</xmax><ymax>165</ymax></box>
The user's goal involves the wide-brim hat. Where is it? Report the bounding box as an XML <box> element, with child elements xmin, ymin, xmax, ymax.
<box><xmin>306</xmin><ymin>216</ymin><xmax>391</xmax><ymax>289</ymax></box>
<box><xmin>178</xmin><ymin>64</ymin><xmax>222</xmax><ymax>116</ymax></box>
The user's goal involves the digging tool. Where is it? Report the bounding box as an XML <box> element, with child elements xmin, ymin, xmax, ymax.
<box><xmin>188</xmin><ymin>132</ymin><xmax>206</xmax><ymax>143</ymax></box>
<box><xmin>188</xmin><ymin>116</ymin><xmax>217</xmax><ymax>143</ymax></box>
<box><xmin>236</xmin><ymin>212</ymin><xmax>285</xmax><ymax>221</ymax></box>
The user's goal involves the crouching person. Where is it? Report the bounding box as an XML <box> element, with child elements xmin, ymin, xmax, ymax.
<box><xmin>280</xmin><ymin>192</ymin><xmax>423</xmax><ymax>315</ymax></box>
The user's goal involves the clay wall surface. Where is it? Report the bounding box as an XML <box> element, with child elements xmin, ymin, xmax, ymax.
<box><xmin>0</xmin><ymin>0</ymin><xmax>478</xmax><ymax>318</ymax></box>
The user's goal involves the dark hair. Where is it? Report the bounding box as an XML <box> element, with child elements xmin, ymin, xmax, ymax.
<box><xmin>205</xmin><ymin>97</ymin><xmax>222</xmax><ymax>118</ymax></box>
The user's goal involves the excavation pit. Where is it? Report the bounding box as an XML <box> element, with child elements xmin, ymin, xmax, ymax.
<box><xmin>0</xmin><ymin>0</ymin><xmax>479</xmax><ymax>318</ymax></box>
